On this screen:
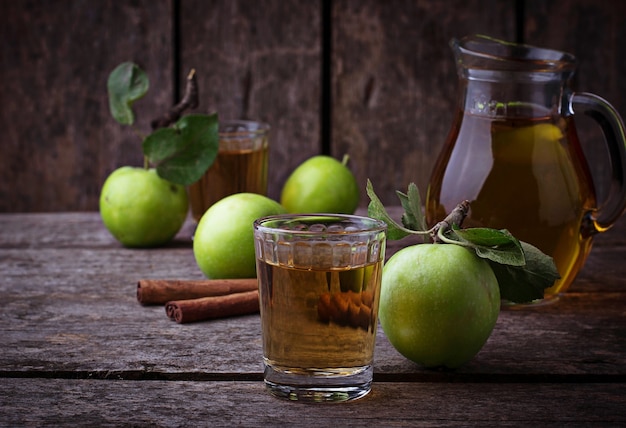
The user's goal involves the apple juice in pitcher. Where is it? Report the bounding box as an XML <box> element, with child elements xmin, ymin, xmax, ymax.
<box><xmin>426</xmin><ymin>109</ymin><xmax>597</xmax><ymax>300</ymax></box>
<box><xmin>426</xmin><ymin>35</ymin><xmax>626</xmax><ymax>304</ymax></box>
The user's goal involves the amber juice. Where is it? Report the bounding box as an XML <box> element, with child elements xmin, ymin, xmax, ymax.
<box><xmin>256</xmin><ymin>259</ymin><xmax>383</xmax><ymax>372</ymax></box>
<box><xmin>189</xmin><ymin>146</ymin><xmax>268</xmax><ymax>221</ymax></box>
<box><xmin>188</xmin><ymin>121</ymin><xmax>269</xmax><ymax>221</ymax></box>
<box><xmin>426</xmin><ymin>111</ymin><xmax>597</xmax><ymax>298</ymax></box>
<box><xmin>254</xmin><ymin>214</ymin><xmax>386</xmax><ymax>402</ymax></box>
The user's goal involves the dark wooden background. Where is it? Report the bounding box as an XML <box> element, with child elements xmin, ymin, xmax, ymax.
<box><xmin>1</xmin><ymin>0</ymin><xmax>625</xmax><ymax>213</ymax></box>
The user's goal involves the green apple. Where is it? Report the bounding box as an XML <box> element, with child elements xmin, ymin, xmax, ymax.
<box><xmin>379</xmin><ymin>243</ymin><xmax>500</xmax><ymax>369</ymax></box>
<box><xmin>193</xmin><ymin>193</ymin><xmax>286</xmax><ymax>279</ymax></box>
<box><xmin>280</xmin><ymin>155</ymin><xmax>359</xmax><ymax>214</ymax></box>
<box><xmin>99</xmin><ymin>166</ymin><xmax>189</xmax><ymax>247</ymax></box>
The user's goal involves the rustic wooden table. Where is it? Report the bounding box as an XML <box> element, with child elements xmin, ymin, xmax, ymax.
<box><xmin>1</xmin><ymin>210</ymin><xmax>625</xmax><ymax>426</ymax></box>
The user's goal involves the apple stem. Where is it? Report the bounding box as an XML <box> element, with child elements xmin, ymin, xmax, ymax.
<box><xmin>143</xmin><ymin>156</ymin><xmax>149</xmax><ymax>169</ymax></box>
<box><xmin>150</xmin><ymin>69</ymin><xmax>199</xmax><ymax>130</ymax></box>
<box><xmin>341</xmin><ymin>154</ymin><xmax>350</xmax><ymax>166</ymax></box>
<box><xmin>430</xmin><ymin>200</ymin><xmax>470</xmax><ymax>243</ymax></box>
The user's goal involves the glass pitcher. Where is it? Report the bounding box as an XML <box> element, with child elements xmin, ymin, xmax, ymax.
<box><xmin>425</xmin><ymin>35</ymin><xmax>626</xmax><ymax>304</ymax></box>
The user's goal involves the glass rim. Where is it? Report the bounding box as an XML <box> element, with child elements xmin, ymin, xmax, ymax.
<box><xmin>253</xmin><ymin>213</ymin><xmax>387</xmax><ymax>235</ymax></box>
<box><xmin>219</xmin><ymin>119</ymin><xmax>270</xmax><ymax>137</ymax></box>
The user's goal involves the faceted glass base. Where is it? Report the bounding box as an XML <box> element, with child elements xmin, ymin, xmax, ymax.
<box><xmin>263</xmin><ymin>364</ymin><xmax>372</xmax><ymax>403</ymax></box>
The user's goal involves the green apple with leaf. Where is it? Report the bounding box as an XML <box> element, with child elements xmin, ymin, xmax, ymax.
<box><xmin>381</xmin><ymin>243</ymin><xmax>500</xmax><ymax>368</ymax></box>
<box><xmin>366</xmin><ymin>180</ymin><xmax>560</xmax><ymax>368</ymax></box>
<box><xmin>100</xmin><ymin>62</ymin><xmax>219</xmax><ymax>247</ymax></box>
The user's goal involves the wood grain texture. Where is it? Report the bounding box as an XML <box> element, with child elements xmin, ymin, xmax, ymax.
<box><xmin>2</xmin><ymin>379</ymin><xmax>625</xmax><ymax>426</ymax></box>
<box><xmin>1</xmin><ymin>0</ymin><xmax>626</xmax><ymax>219</ymax></box>
<box><xmin>0</xmin><ymin>211</ymin><xmax>624</xmax><ymax>425</ymax></box>
<box><xmin>0</xmin><ymin>211</ymin><xmax>624</xmax><ymax>377</ymax></box>
<box><xmin>0</xmin><ymin>0</ymin><xmax>175</xmax><ymax>212</ymax></box>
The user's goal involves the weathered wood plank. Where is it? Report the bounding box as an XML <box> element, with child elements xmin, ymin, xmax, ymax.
<box><xmin>0</xmin><ymin>213</ymin><xmax>624</xmax><ymax>377</ymax></box>
<box><xmin>1</xmin><ymin>270</ymin><xmax>623</xmax><ymax>378</ymax></box>
<box><xmin>2</xmin><ymin>379</ymin><xmax>624</xmax><ymax>426</ymax></box>
<box><xmin>0</xmin><ymin>0</ymin><xmax>175</xmax><ymax>212</ymax></box>
<box><xmin>0</xmin><ymin>212</ymin><xmax>197</xmax><ymax>249</ymax></box>
<box><xmin>2</xmin><ymin>1</ymin><xmax>625</xmax><ymax>214</ymax></box>
<box><xmin>0</xmin><ymin>212</ymin><xmax>624</xmax><ymax>424</ymax></box>
<box><xmin>179</xmin><ymin>0</ymin><xmax>322</xmax><ymax>202</ymax></box>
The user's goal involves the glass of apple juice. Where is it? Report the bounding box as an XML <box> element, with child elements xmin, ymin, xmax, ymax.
<box><xmin>188</xmin><ymin>120</ymin><xmax>269</xmax><ymax>221</ymax></box>
<box><xmin>253</xmin><ymin>214</ymin><xmax>387</xmax><ymax>402</ymax></box>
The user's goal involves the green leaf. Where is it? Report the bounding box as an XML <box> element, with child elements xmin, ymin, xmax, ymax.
<box><xmin>452</xmin><ymin>226</ymin><xmax>518</xmax><ymax>247</ymax></box>
<box><xmin>143</xmin><ymin>113</ymin><xmax>219</xmax><ymax>185</ymax></box>
<box><xmin>397</xmin><ymin>182</ymin><xmax>427</xmax><ymax>232</ymax></box>
<box><xmin>366</xmin><ymin>180</ymin><xmax>414</xmax><ymax>240</ymax></box>
<box><xmin>367</xmin><ymin>179</ymin><xmax>560</xmax><ymax>303</ymax></box>
<box><xmin>107</xmin><ymin>62</ymin><xmax>149</xmax><ymax>125</ymax></box>
<box><xmin>450</xmin><ymin>227</ymin><xmax>526</xmax><ymax>266</ymax></box>
<box><xmin>141</xmin><ymin>127</ymin><xmax>179</xmax><ymax>163</ymax></box>
<box><xmin>488</xmin><ymin>241</ymin><xmax>561</xmax><ymax>303</ymax></box>
<box><xmin>367</xmin><ymin>179</ymin><xmax>560</xmax><ymax>302</ymax></box>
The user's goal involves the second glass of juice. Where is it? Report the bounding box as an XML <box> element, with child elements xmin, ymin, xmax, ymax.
<box><xmin>188</xmin><ymin>120</ymin><xmax>269</xmax><ymax>221</ymax></box>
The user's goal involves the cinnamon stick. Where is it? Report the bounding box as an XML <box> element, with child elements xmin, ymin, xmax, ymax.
<box><xmin>137</xmin><ymin>278</ymin><xmax>258</xmax><ymax>305</ymax></box>
<box><xmin>165</xmin><ymin>290</ymin><xmax>260</xmax><ymax>324</ymax></box>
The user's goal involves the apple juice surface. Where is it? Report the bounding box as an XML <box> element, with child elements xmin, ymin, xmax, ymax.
<box><xmin>189</xmin><ymin>145</ymin><xmax>269</xmax><ymax>221</ymax></box>
<box><xmin>426</xmin><ymin>112</ymin><xmax>597</xmax><ymax>297</ymax></box>
<box><xmin>256</xmin><ymin>257</ymin><xmax>383</xmax><ymax>373</ymax></box>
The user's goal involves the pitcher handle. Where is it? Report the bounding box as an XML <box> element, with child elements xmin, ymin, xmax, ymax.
<box><xmin>568</xmin><ymin>92</ymin><xmax>626</xmax><ymax>235</ymax></box>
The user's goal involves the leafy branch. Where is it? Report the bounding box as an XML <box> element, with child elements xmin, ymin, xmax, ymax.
<box><xmin>366</xmin><ymin>180</ymin><xmax>560</xmax><ymax>303</ymax></box>
<box><xmin>107</xmin><ymin>62</ymin><xmax>218</xmax><ymax>186</ymax></box>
